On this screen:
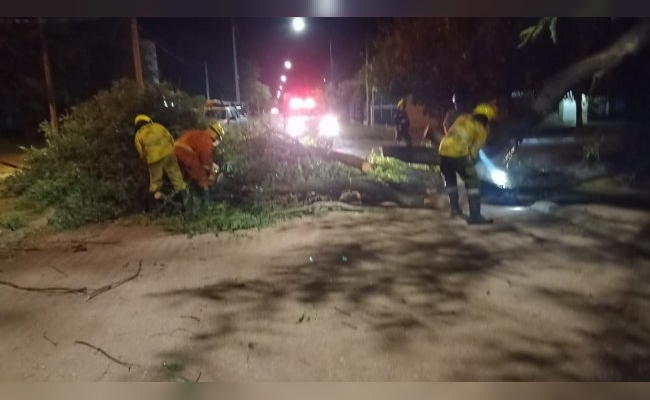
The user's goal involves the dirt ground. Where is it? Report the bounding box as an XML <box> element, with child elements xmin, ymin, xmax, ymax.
<box><xmin>1</xmin><ymin>204</ymin><xmax>649</xmax><ymax>381</ymax></box>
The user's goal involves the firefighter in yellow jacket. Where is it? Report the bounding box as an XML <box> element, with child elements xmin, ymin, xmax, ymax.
<box><xmin>438</xmin><ymin>103</ymin><xmax>497</xmax><ymax>224</ymax></box>
<box><xmin>133</xmin><ymin>114</ymin><xmax>189</xmax><ymax>207</ymax></box>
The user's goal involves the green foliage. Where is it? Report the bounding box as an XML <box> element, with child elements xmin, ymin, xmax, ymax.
<box><xmin>5</xmin><ymin>79</ymin><xmax>206</xmax><ymax>229</ymax></box>
<box><xmin>368</xmin><ymin>148</ymin><xmax>439</xmax><ymax>185</ymax></box>
<box><xmin>518</xmin><ymin>17</ymin><xmax>558</xmax><ymax>48</ymax></box>
<box><xmin>161</xmin><ymin>201</ymin><xmax>281</xmax><ymax>236</ymax></box>
<box><xmin>218</xmin><ymin>124</ymin><xmax>364</xmax><ymax>198</ymax></box>
<box><xmin>0</xmin><ymin>213</ymin><xmax>26</xmax><ymax>231</ymax></box>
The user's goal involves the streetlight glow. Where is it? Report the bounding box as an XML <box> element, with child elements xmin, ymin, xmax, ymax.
<box><xmin>281</xmin><ymin>75</ymin><xmax>287</xmax><ymax>83</ymax></box>
<box><xmin>284</xmin><ymin>60</ymin><xmax>292</xmax><ymax>70</ymax></box>
<box><xmin>292</xmin><ymin>18</ymin><xmax>305</xmax><ymax>32</ymax></box>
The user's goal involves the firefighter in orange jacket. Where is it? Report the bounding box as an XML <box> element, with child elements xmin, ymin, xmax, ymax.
<box><xmin>438</xmin><ymin>103</ymin><xmax>497</xmax><ymax>224</ymax></box>
<box><xmin>174</xmin><ymin>123</ymin><xmax>224</xmax><ymax>193</ymax></box>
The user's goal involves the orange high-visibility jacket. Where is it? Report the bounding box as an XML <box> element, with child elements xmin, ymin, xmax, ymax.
<box><xmin>175</xmin><ymin>130</ymin><xmax>215</xmax><ymax>170</ymax></box>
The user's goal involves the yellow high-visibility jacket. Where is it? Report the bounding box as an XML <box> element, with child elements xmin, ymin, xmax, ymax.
<box><xmin>134</xmin><ymin>122</ymin><xmax>175</xmax><ymax>165</ymax></box>
<box><xmin>438</xmin><ymin>114</ymin><xmax>488</xmax><ymax>159</ymax></box>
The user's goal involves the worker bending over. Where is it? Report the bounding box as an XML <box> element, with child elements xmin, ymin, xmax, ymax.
<box><xmin>174</xmin><ymin>122</ymin><xmax>224</xmax><ymax>194</ymax></box>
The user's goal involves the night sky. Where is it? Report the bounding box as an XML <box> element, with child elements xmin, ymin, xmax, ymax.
<box><xmin>138</xmin><ymin>18</ymin><xmax>386</xmax><ymax>100</ymax></box>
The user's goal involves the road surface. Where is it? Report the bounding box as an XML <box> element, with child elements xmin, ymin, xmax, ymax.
<box><xmin>1</xmin><ymin>203</ymin><xmax>649</xmax><ymax>381</ymax></box>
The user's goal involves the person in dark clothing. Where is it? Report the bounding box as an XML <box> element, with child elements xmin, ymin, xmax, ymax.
<box><xmin>443</xmin><ymin>91</ymin><xmax>473</xmax><ymax>134</ymax></box>
<box><xmin>394</xmin><ymin>98</ymin><xmax>412</xmax><ymax>146</ymax></box>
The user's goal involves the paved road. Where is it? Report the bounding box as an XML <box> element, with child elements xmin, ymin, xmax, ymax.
<box><xmin>1</xmin><ymin>204</ymin><xmax>649</xmax><ymax>381</ymax></box>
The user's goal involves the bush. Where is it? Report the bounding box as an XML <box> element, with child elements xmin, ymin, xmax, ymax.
<box><xmin>0</xmin><ymin>214</ymin><xmax>26</xmax><ymax>231</ymax></box>
<box><xmin>5</xmin><ymin>79</ymin><xmax>206</xmax><ymax>229</ymax></box>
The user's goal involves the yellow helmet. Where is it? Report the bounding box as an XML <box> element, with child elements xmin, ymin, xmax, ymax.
<box><xmin>134</xmin><ymin>114</ymin><xmax>153</xmax><ymax>126</ymax></box>
<box><xmin>397</xmin><ymin>98</ymin><xmax>405</xmax><ymax>109</ymax></box>
<box><xmin>473</xmin><ymin>103</ymin><xmax>497</xmax><ymax>122</ymax></box>
<box><xmin>208</xmin><ymin>122</ymin><xmax>224</xmax><ymax>141</ymax></box>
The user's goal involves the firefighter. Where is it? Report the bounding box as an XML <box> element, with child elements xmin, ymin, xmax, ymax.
<box><xmin>438</xmin><ymin>103</ymin><xmax>497</xmax><ymax>224</ymax></box>
<box><xmin>443</xmin><ymin>91</ymin><xmax>470</xmax><ymax>134</ymax></box>
<box><xmin>133</xmin><ymin>114</ymin><xmax>189</xmax><ymax>207</ymax></box>
<box><xmin>174</xmin><ymin>122</ymin><xmax>224</xmax><ymax>194</ymax></box>
<box><xmin>394</xmin><ymin>98</ymin><xmax>412</xmax><ymax>146</ymax></box>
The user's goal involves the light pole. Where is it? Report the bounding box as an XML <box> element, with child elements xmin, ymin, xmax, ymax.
<box><xmin>231</xmin><ymin>19</ymin><xmax>240</xmax><ymax>103</ymax></box>
<box><xmin>204</xmin><ymin>62</ymin><xmax>210</xmax><ymax>100</ymax></box>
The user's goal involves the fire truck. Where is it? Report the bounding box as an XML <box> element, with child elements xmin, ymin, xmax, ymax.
<box><xmin>280</xmin><ymin>88</ymin><xmax>339</xmax><ymax>149</ymax></box>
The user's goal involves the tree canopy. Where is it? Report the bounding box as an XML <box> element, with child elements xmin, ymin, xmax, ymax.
<box><xmin>369</xmin><ymin>17</ymin><xmax>650</xmax><ymax>119</ymax></box>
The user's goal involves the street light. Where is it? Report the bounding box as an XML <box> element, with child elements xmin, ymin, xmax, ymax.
<box><xmin>284</xmin><ymin>60</ymin><xmax>292</xmax><ymax>70</ymax></box>
<box><xmin>292</xmin><ymin>18</ymin><xmax>305</xmax><ymax>32</ymax></box>
<box><xmin>281</xmin><ymin>75</ymin><xmax>287</xmax><ymax>83</ymax></box>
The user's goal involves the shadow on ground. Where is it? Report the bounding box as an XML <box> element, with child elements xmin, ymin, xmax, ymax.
<box><xmin>138</xmin><ymin>209</ymin><xmax>650</xmax><ymax>380</ymax></box>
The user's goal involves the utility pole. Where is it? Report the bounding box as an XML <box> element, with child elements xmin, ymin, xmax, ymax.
<box><xmin>329</xmin><ymin>38</ymin><xmax>334</xmax><ymax>87</ymax></box>
<box><xmin>38</xmin><ymin>17</ymin><xmax>58</xmax><ymax>134</ymax></box>
<box><xmin>231</xmin><ymin>19</ymin><xmax>240</xmax><ymax>103</ymax></box>
<box><xmin>204</xmin><ymin>62</ymin><xmax>210</xmax><ymax>99</ymax></box>
<box><xmin>365</xmin><ymin>34</ymin><xmax>370</xmax><ymax>126</ymax></box>
<box><xmin>130</xmin><ymin>17</ymin><xmax>144</xmax><ymax>88</ymax></box>
<box><xmin>370</xmin><ymin>91</ymin><xmax>375</xmax><ymax>127</ymax></box>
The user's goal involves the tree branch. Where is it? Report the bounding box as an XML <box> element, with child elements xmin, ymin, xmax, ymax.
<box><xmin>532</xmin><ymin>18</ymin><xmax>650</xmax><ymax>117</ymax></box>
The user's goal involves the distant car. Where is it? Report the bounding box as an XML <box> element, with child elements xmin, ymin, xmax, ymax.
<box><xmin>205</xmin><ymin>100</ymin><xmax>247</xmax><ymax>125</ymax></box>
<box><xmin>283</xmin><ymin>96</ymin><xmax>339</xmax><ymax>149</ymax></box>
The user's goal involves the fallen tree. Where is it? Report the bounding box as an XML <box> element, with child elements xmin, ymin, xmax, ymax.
<box><xmin>2</xmin><ymin>79</ymin><xmax>442</xmax><ymax>234</ymax></box>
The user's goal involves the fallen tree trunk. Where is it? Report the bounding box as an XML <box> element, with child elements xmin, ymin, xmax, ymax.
<box><xmin>271</xmin><ymin>177</ymin><xmax>428</xmax><ymax>208</ymax></box>
<box><xmin>273</xmin><ymin>133</ymin><xmax>371</xmax><ymax>172</ymax></box>
<box><xmin>381</xmin><ymin>145</ymin><xmax>439</xmax><ymax>165</ymax></box>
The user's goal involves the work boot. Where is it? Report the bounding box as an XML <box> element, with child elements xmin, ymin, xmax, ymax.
<box><xmin>177</xmin><ymin>189</ymin><xmax>191</xmax><ymax>212</ymax></box>
<box><xmin>467</xmin><ymin>194</ymin><xmax>493</xmax><ymax>225</ymax></box>
<box><xmin>448</xmin><ymin>191</ymin><xmax>463</xmax><ymax>217</ymax></box>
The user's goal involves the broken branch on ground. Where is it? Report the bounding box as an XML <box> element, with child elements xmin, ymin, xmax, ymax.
<box><xmin>74</xmin><ymin>340</ymin><xmax>133</xmax><ymax>370</ymax></box>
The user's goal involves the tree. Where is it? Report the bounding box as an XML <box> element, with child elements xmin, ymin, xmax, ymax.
<box><xmin>244</xmin><ymin>80</ymin><xmax>272</xmax><ymax>114</ymax></box>
<box><xmin>369</xmin><ymin>18</ymin><xmax>522</xmax><ymax>113</ymax></box>
<box><xmin>520</xmin><ymin>18</ymin><xmax>650</xmax><ymax>120</ymax></box>
<box><xmin>239</xmin><ymin>58</ymin><xmax>272</xmax><ymax>114</ymax></box>
<box><xmin>370</xmin><ymin>17</ymin><xmax>650</xmax><ymax>130</ymax></box>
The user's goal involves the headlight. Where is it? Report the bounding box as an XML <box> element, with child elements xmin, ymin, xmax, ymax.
<box><xmin>287</xmin><ymin>116</ymin><xmax>306</xmax><ymax>137</ymax></box>
<box><xmin>319</xmin><ymin>115</ymin><xmax>339</xmax><ymax>137</ymax></box>
<box><xmin>490</xmin><ymin>169</ymin><xmax>509</xmax><ymax>187</ymax></box>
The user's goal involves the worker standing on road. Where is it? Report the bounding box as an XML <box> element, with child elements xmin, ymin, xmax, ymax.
<box><xmin>174</xmin><ymin>122</ymin><xmax>224</xmax><ymax>195</ymax></box>
<box><xmin>394</xmin><ymin>98</ymin><xmax>412</xmax><ymax>146</ymax></box>
<box><xmin>134</xmin><ymin>114</ymin><xmax>189</xmax><ymax>208</ymax></box>
<box><xmin>438</xmin><ymin>103</ymin><xmax>497</xmax><ymax>224</ymax></box>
